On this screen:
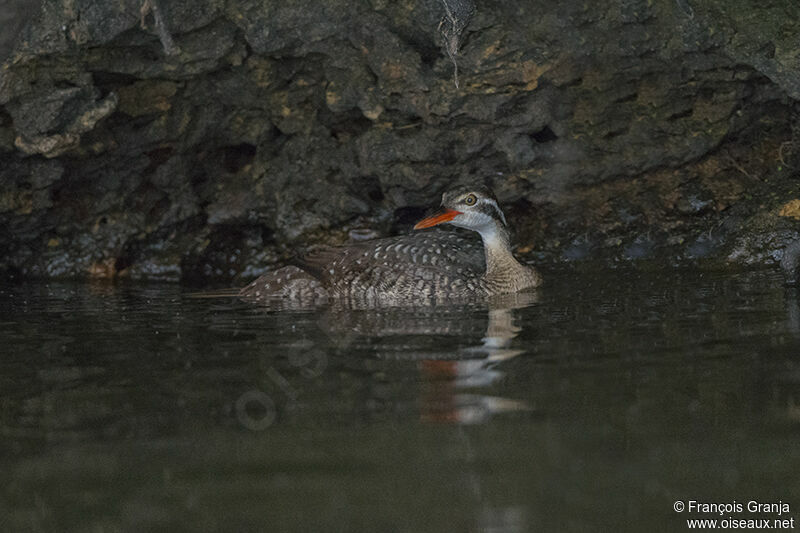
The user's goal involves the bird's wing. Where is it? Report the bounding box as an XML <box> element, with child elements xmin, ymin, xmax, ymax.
<box><xmin>294</xmin><ymin>229</ymin><xmax>485</xmax><ymax>286</ymax></box>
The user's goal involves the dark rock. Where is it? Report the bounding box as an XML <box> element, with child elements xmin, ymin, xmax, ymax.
<box><xmin>8</xmin><ymin>86</ymin><xmax>118</xmax><ymax>157</ymax></box>
<box><xmin>0</xmin><ymin>0</ymin><xmax>40</xmax><ymax>61</ymax></box>
<box><xmin>0</xmin><ymin>0</ymin><xmax>799</xmax><ymax>281</ymax></box>
<box><xmin>623</xmin><ymin>235</ymin><xmax>656</xmax><ymax>261</ymax></box>
<box><xmin>438</xmin><ymin>0</ymin><xmax>475</xmax><ymax>88</ymax></box>
<box><xmin>676</xmin><ymin>195</ymin><xmax>713</xmax><ymax>216</ymax></box>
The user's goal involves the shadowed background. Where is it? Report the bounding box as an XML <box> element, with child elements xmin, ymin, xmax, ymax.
<box><xmin>1</xmin><ymin>0</ymin><xmax>799</xmax><ymax>281</ymax></box>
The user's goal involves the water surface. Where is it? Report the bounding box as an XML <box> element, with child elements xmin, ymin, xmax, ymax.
<box><xmin>2</xmin><ymin>269</ymin><xmax>799</xmax><ymax>531</ymax></box>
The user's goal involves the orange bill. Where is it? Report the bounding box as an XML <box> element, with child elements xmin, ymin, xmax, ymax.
<box><xmin>413</xmin><ymin>208</ymin><xmax>462</xmax><ymax>229</ymax></box>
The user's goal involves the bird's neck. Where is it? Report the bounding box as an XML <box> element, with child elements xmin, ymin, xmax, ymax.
<box><xmin>478</xmin><ymin>223</ymin><xmax>529</xmax><ymax>284</ymax></box>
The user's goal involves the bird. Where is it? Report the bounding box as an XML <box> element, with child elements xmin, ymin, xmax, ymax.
<box><xmin>239</xmin><ymin>185</ymin><xmax>541</xmax><ymax>304</ymax></box>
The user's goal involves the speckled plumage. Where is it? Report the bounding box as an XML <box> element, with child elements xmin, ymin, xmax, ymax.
<box><xmin>239</xmin><ymin>186</ymin><xmax>541</xmax><ymax>304</ymax></box>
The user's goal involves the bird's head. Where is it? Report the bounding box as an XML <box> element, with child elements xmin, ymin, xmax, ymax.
<box><xmin>413</xmin><ymin>185</ymin><xmax>508</xmax><ymax>233</ymax></box>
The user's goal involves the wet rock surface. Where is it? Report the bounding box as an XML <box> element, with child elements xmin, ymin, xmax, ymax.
<box><xmin>1</xmin><ymin>0</ymin><xmax>799</xmax><ymax>281</ymax></box>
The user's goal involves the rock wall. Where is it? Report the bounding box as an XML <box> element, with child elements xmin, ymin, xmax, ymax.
<box><xmin>1</xmin><ymin>0</ymin><xmax>799</xmax><ymax>281</ymax></box>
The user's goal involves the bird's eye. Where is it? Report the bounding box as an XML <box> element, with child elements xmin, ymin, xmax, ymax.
<box><xmin>464</xmin><ymin>194</ymin><xmax>477</xmax><ymax>206</ymax></box>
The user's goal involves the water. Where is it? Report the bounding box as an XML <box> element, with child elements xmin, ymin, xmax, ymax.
<box><xmin>2</xmin><ymin>269</ymin><xmax>799</xmax><ymax>532</ymax></box>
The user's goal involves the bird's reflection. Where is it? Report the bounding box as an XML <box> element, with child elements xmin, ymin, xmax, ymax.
<box><xmin>782</xmin><ymin>287</ymin><xmax>800</xmax><ymax>423</ymax></box>
<box><xmin>786</xmin><ymin>286</ymin><xmax>800</xmax><ymax>337</ymax></box>
<box><xmin>295</xmin><ymin>294</ymin><xmax>537</xmax><ymax>530</ymax></box>
<box><xmin>318</xmin><ymin>291</ymin><xmax>538</xmax><ymax>425</ymax></box>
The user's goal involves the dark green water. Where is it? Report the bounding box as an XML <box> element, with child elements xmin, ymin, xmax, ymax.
<box><xmin>2</xmin><ymin>269</ymin><xmax>799</xmax><ymax>532</ymax></box>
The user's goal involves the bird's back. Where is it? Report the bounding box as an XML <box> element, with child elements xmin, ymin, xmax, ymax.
<box><xmin>299</xmin><ymin>230</ymin><xmax>486</xmax><ymax>301</ymax></box>
<box><xmin>240</xmin><ymin>230</ymin><xmax>486</xmax><ymax>304</ymax></box>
